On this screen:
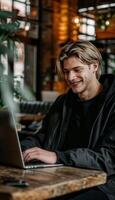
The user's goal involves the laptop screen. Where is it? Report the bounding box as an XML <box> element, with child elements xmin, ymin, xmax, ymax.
<box><xmin>0</xmin><ymin>110</ymin><xmax>63</xmax><ymax>169</ymax></box>
<box><xmin>0</xmin><ymin>110</ymin><xmax>25</xmax><ymax>168</ymax></box>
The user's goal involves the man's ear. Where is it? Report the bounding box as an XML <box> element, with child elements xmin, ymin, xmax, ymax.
<box><xmin>91</xmin><ymin>63</ymin><xmax>98</xmax><ymax>73</ymax></box>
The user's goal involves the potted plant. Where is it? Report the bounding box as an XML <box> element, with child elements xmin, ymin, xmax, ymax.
<box><xmin>0</xmin><ymin>10</ymin><xmax>20</xmax><ymax>109</ymax></box>
<box><xmin>0</xmin><ymin>10</ymin><xmax>35</xmax><ymax>111</ymax></box>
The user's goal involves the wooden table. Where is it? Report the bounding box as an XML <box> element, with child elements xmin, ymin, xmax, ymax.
<box><xmin>0</xmin><ymin>166</ymin><xmax>107</xmax><ymax>200</ymax></box>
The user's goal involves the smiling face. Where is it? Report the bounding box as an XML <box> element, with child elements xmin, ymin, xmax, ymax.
<box><xmin>63</xmin><ymin>56</ymin><xmax>99</xmax><ymax>99</ymax></box>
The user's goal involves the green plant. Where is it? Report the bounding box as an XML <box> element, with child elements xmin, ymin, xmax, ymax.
<box><xmin>0</xmin><ymin>10</ymin><xmax>20</xmax><ymax>68</ymax></box>
<box><xmin>0</xmin><ymin>10</ymin><xmax>20</xmax><ymax>109</ymax></box>
<box><xmin>0</xmin><ymin>10</ymin><xmax>35</xmax><ymax>112</ymax></box>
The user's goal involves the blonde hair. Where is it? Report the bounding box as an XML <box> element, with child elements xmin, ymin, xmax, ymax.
<box><xmin>56</xmin><ymin>40</ymin><xmax>102</xmax><ymax>80</ymax></box>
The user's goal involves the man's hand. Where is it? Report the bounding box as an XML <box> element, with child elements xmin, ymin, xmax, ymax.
<box><xmin>23</xmin><ymin>147</ymin><xmax>57</xmax><ymax>164</ymax></box>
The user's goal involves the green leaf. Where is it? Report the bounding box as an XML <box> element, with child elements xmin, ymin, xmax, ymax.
<box><xmin>0</xmin><ymin>21</ymin><xmax>20</xmax><ymax>35</ymax></box>
<box><xmin>0</xmin><ymin>10</ymin><xmax>17</xmax><ymax>18</ymax></box>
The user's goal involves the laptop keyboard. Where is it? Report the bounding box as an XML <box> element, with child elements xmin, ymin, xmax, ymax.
<box><xmin>25</xmin><ymin>159</ymin><xmax>43</xmax><ymax>165</ymax></box>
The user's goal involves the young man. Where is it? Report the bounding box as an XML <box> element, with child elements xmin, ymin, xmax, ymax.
<box><xmin>21</xmin><ymin>41</ymin><xmax>115</xmax><ymax>200</ymax></box>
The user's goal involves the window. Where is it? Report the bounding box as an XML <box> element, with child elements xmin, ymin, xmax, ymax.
<box><xmin>78</xmin><ymin>16</ymin><xmax>96</xmax><ymax>40</ymax></box>
<box><xmin>0</xmin><ymin>0</ymin><xmax>39</xmax><ymax>98</ymax></box>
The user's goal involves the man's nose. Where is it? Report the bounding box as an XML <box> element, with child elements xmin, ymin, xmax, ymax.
<box><xmin>68</xmin><ymin>71</ymin><xmax>76</xmax><ymax>81</ymax></box>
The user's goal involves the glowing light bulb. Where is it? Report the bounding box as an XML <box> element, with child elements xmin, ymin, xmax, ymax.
<box><xmin>105</xmin><ymin>20</ymin><xmax>110</xmax><ymax>26</ymax></box>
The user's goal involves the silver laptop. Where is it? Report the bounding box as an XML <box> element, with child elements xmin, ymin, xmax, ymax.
<box><xmin>0</xmin><ymin>110</ymin><xmax>62</xmax><ymax>169</ymax></box>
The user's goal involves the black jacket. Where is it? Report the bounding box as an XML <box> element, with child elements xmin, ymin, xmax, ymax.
<box><xmin>21</xmin><ymin>74</ymin><xmax>115</xmax><ymax>200</ymax></box>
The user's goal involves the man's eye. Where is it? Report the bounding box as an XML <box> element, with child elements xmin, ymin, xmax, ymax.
<box><xmin>74</xmin><ymin>69</ymin><xmax>82</xmax><ymax>73</ymax></box>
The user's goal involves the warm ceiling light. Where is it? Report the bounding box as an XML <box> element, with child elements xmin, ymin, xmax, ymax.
<box><xmin>25</xmin><ymin>23</ymin><xmax>30</xmax><ymax>31</ymax></box>
<box><xmin>105</xmin><ymin>20</ymin><xmax>110</xmax><ymax>26</ymax></box>
<box><xmin>72</xmin><ymin>16</ymin><xmax>80</xmax><ymax>28</ymax></box>
<box><xmin>73</xmin><ymin>17</ymin><xmax>79</xmax><ymax>24</ymax></box>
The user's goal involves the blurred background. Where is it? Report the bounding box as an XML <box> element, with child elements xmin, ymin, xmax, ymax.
<box><xmin>0</xmin><ymin>0</ymin><xmax>115</xmax><ymax>102</ymax></box>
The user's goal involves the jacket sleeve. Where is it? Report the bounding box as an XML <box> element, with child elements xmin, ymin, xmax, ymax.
<box><xmin>56</xmin><ymin>109</ymin><xmax>115</xmax><ymax>175</ymax></box>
